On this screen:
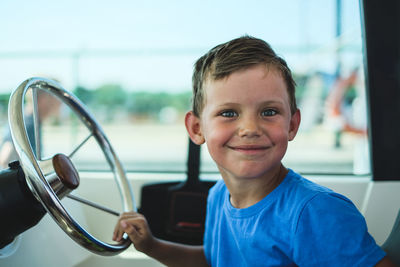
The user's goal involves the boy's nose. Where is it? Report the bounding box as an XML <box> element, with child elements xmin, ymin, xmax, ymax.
<box><xmin>238</xmin><ymin>117</ymin><xmax>262</xmax><ymax>137</ymax></box>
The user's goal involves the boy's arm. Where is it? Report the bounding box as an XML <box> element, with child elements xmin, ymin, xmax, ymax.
<box><xmin>145</xmin><ymin>239</ymin><xmax>208</xmax><ymax>267</ymax></box>
<box><xmin>375</xmin><ymin>256</ymin><xmax>396</xmax><ymax>267</ymax></box>
<box><xmin>113</xmin><ymin>212</ymin><xmax>209</xmax><ymax>267</ymax></box>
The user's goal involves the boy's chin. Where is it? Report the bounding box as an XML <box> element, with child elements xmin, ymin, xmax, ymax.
<box><xmin>220</xmin><ymin>164</ymin><xmax>283</xmax><ymax>182</ymax></box>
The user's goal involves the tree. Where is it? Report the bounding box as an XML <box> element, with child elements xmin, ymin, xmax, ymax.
<box><xmin>94</xmin><ymin>84</ymin><xmax>127</xmax><ymax>108</ymax></box>
<box><xmin>74</xmin><ymin>86</ymin><xmax>94</xmax><ymax>106</ymax></box>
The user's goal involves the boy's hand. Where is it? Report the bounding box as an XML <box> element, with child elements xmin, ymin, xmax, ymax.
<box><xmin>114</xmin><ymin>212</ymin><xmax>208</xmax><ymax>267</ymax></box>
<box><xmin>113</xmin><ymin>211</ymin><xmax>155</xmax><ymax>253</ymax></box>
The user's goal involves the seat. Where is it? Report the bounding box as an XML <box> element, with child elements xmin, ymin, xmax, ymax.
<box><xmin>381</xmin><ymin>208</ymin><xmax>400</xmax><ymax>265</ymax></box>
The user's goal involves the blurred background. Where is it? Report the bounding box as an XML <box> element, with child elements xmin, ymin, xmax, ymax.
<box><xmin>0</xmin><ymin>0</ymin><xmax>368</xmax><ymax>176</ymax></box>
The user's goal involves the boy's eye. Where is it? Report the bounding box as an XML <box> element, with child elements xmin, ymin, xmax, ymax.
<box><xmin>261</xmin><ymin>109</ymin><xmax>277</xmax><ymax>116</ymax></box>
<box><xmin>220</xmin><ymin>110</ymin><xmax>237</xmax><ymax>117</ymax></box>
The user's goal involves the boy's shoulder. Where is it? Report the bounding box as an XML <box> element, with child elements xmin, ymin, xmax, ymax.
<box><xmin>208</xmin><ymin>169</ymin><xmax>351</xmax><ymax>203</ymax></box>
<box><xmin>284</xmin><ymin>169</ymin><xmax>331</xmax><ymax>193</ymax></box>
<box><xmin>207</xmin><ymin>169</ymin><xmax>356</xmax><ymax>217</ymax></box>
<box><xmin>283</xmin><ymin>170</ymin><xmax>365</xmax><ymax>230</ymax></box>
<box><xmin>281</xmin><ymin>169</ymin><xmax>355</xmax><ymax>211</ymax></box>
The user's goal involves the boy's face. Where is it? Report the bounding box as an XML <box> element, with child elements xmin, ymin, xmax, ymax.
<box><xmin>186</xmin><ymin>64</ymin><xmax>300</xmax><ymax>181</ymax></box>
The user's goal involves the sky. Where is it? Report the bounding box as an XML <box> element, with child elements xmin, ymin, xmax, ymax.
<box><xmin>0</xmin><ymin>0</ymin><xmax>362</xmax><ymax>93</ymax></box>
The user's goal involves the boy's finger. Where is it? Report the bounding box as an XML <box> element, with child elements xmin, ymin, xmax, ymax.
<box><xmin>113</xmin><ymin>228</ymin><xmax>122</xmax><ymax>241</ymax></box>
<box><xmin>112</xmin><ymin>213</ymin><xmax>133</xmax><ymax>241</ymax></box>
<box><xmin>121</xmin><ymin>221</ymin><xmax>140</xmax><ymax>241</ymax></box>
<box><xmin>113</xmin><ymin>226</ymin><xmax>123</xmax><ymax>241</ymax></box>
<box><xmin>119</xmin><ymin>211</ymin><xmax>140</xmax><ymax>219</ymax></box>
<box><xmin>113</xmin><ymin>219</ymin><xmax>128</xmax><ymax>241</ymax></box>
<box><xmin>113</xmin><ymin>212</ymin><xmax>145</xmax><ymax>241</ymax></box>
<box><xmin>112</xmin><ymin>218</ymin><xmax>122</xmax><ymax>241</ymax></box>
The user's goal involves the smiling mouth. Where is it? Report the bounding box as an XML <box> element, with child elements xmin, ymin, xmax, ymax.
<box><xmin>228</xmin><ymin>145</ymin><xmax>270</xmax><ymax>153</ymax></box>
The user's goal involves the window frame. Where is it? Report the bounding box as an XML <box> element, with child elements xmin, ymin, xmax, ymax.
<box><xmin>361</xmin><ymin>0</ymin><xmax>400</xmax><ymax>181</ymax></box>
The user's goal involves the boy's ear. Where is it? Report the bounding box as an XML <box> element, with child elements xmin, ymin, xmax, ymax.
<box><xmin>185</xmin><ymin>111</ymin><xmax>205</xmax><ymax>145</ymax></box>
<box><xmin>288</xmin><ymin>109</ymin><xmax>301</xmax><ymax>141</ymax></box>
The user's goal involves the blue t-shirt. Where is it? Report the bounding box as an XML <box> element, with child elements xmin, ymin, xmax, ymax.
<box><xmin>203</xmin><ymin>169</ymin><xmax>385</xmax><ymax>267</ymax></box>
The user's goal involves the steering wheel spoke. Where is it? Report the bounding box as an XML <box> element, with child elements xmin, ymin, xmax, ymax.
<box><xmin>68</xmin><ymin>133</ymin><xmax>93</xmax><ymax>159</ymax></box>
<box><xmin>67</xmin><ymin>194</ymin><xmax>120</xmax><ymax>217</ymax></box>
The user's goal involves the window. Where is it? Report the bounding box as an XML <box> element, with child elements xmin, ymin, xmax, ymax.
<box><xmin>0</xmin><ymin>0</ymin><xmax>367</xmax><ymax>175</ymax></box>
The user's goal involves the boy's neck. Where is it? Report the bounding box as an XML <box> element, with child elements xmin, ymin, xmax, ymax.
<box><xmin>224</xmin><ymin>164</ymin><xmax>288</xmax><ymax>209</ymax></box>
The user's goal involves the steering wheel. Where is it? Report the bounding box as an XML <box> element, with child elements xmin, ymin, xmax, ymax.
<box><xmin>8</xmin><ymin>77</ymin><xmax>135</xmax><ymax>256</ymax></box>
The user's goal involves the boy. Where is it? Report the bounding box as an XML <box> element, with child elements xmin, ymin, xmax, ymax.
<box><xmin>113</xmin><ymin>36</ymin><xmax>393</xmax><ymax>266</ymax></box>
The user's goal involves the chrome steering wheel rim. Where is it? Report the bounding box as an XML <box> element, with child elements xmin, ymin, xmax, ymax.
<box><xmin>8</xmin><ymin>77</ymin><xmax>135</xmax><ymax>256</ymax></box>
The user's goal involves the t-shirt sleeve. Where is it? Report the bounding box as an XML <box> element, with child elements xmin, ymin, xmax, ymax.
<box><xmin>203</xmin><ymin>191</ymin><xmax>213</xmax><ymax>265</ymax></box>
<box><xmin>203</xmin><ymin>180</ymin><xmax>224</xmax><ymax>266</ymax></box>
<box><xmin>292</xmin><ymin>192</ymin><xmax>386</xmax><ymax>267</ymax></box>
